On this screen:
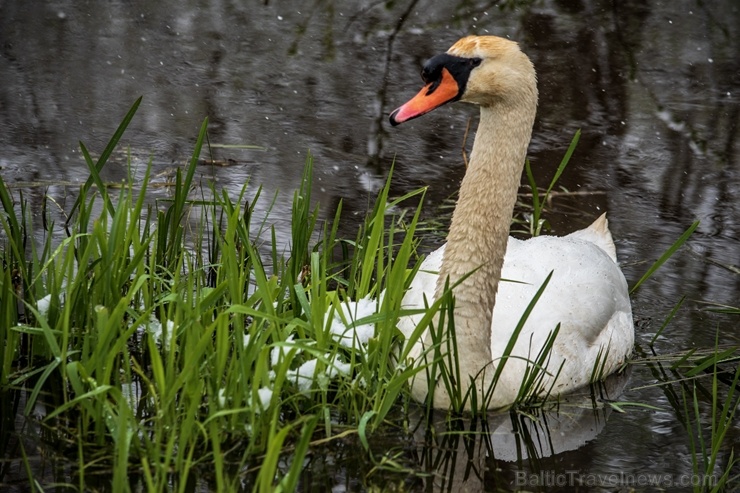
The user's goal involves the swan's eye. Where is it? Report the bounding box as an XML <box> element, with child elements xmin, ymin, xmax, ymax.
<box><xmin>419</xmin><ymin>53</ymin><xmax>480</xmax><ymax>95</ymax></box>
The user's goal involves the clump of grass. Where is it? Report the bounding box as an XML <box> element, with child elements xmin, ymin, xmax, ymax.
<box><xmin>681</xmin><ymin>347</ymin><xmax>740</xmax><ymax>493</ymax></box>
<box><xmin>0</xmin><ymin>99</ymin><xmax>435</xmax><ymax>491</ymax></box>
<box><xmin>637</xmin><ymin>336</ymin><xmax>740</xmax><ymax>493</ymax></box>
<box><xmin>2</xmin><ymin>98</ymin><xmax>734</xmax><ymax>492</ymax></box>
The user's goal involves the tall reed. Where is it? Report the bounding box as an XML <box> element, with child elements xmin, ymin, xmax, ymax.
<box><xmin>0</xmin><ymin>99</ymin><xmax>433</xmax><ymax>490</ymax></box>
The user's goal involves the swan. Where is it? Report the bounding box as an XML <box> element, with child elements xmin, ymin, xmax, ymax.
<box><xmin>389</xmin><ymin>35</ymin><xmax>634</xmax><ymax>410</ymax></box>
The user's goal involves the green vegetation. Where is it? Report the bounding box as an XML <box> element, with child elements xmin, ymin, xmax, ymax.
<box><xmin>683</xmin><ymin>347</ymin><xmax>740</xmax><ymax>492</ymax></box>
<box><xmin>1</xmin><ymin>100</ymin><xmax>738</xmax><ymax>492</ymax></box>
<box><xmin>0</xmin><ymin>99</ymin><xmax>435</xmax><ymax>491</ymax></box>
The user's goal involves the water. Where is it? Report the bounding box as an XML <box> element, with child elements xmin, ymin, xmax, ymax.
<box><xmin>1</xmin><ymin>0</ymin><xmax>739</xmax><ymax>491</ymax></box>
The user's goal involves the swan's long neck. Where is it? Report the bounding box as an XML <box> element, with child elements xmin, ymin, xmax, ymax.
<box><xmin>434</xmin><ymin>99</ymin><xmax>535</xmax><ymax>395</ymax></box>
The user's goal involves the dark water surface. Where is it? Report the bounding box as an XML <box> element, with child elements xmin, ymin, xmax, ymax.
<box><xmin>1</xmin><ymin>0</ymin><xmax>739</xmax><ymax>491</ymax></box>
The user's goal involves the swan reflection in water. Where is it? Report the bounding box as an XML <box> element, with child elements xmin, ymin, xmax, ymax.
<box><xmin>409</xmin><ymin>371</ymin><xmax>631</xmax><ymax>492</ymax></box>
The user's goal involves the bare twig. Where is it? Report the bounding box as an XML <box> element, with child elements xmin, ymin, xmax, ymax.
<box><xmin>461</xmin><ymin>117</ymin><xmax>472</xmax><ymax>168</ymax></box>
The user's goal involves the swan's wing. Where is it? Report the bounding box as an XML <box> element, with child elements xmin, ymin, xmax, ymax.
<box><xmin>495</xmin><ymin>234</ymin><xmax>631</xmax><ymax>341</ymax></box>
<box><xmin>492</xmin><ymin>235</ymin><xmax>633</xmax><ymax>391</ymax></box>
<box><xmin>401</xmin><ymin>233</ymin><xmax>630</xmax><ymax>343</ymax></box>
<box><xmin>399</xmin><ymin>233</ymin><xmax>633</xmax><ymax>389</ymax></box>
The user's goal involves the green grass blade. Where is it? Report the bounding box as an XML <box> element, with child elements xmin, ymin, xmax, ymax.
<box><xmin>650</xmin><ymin>295</ymin><xmax>686</xmax><ymax>347</ymax></box>
<box><xmin>630</xmin><ymin>220</ymin><xmax>699</xmax><ymax>294</ymax></box>
<box><xmin>546</xmin><ymin>129</ymin><xmax>580</xmax><ymax>196</ymax></box>
<box><xmin>66</xmin><ymin>97</ymin><xmax>142</xmax><ymax>224</ymax></box>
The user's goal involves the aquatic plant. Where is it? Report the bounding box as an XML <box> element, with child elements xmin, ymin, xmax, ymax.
<box><xmin>1</xmin><ymin>98</ymin><xmax>736</xmax><ymax>492</ymax></box>
<box><xmin>0</xmin><ymin>98</ymin><xmax>435</xmax><ymax>491</ymax></box>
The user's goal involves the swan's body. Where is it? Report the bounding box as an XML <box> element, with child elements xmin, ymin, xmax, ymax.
<box><xmin>390</xmin><ymin>35</ymin><xmax>634</xmax><ymax>410</ymax></box>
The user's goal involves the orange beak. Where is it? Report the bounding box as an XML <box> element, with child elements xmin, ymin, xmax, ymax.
<box><xmin>389</xmin><ymin>67</ymin><xmax>461</xmax><ymax>126</ymax></box>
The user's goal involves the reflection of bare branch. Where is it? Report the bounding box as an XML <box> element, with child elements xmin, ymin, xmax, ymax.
<box><xmin>689</xmin><ymin>246</ymin><xmax>740</xmax><ymax>275</ymax></box>
<box><xmin>6</xmin><ymin>181</ymin><xmax>81</xmax><ymax>188</ymax></box>
<box><xmin>367</xmin><ymin>0</ymin><xmax>422</xmax><ymax>166</ymax></box>
<box><xmin>286</xmin><ymin>0</ymin><xmax>325</xmax><ymax>58</ymax></box>
<box><xmin>342</xmin><ymin>0</ymin><xmax>388</xmax><ymax>33</ymax></box>
<box><xmin>695</xmin><ymin>0</ymin><xmax>731</xmax><ymax>38</ymax></box>
<box><xmin>609</xmin><ymin>0</ymin><xmax>738</xmax><ymax>232</ymax></box>
<box><xmin>519</xmin><ymin>190</ymin><xmax>606</xmax><ymax>198</ymax></box>
<box><xmin>451</xmin><ymin>0</ymin><xmax>533</xmax><ymax>27</ymax></box>
<box><xmin>611</xmin><ymin>2</ymin><xmax>720</xmax><ymax>161</ymax></box>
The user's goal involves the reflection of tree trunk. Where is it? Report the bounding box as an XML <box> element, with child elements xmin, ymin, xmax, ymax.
<box><xmin>367</xmin><ymin>0</ymin><xmax>421</xmax><ymax>170</ymax></box>
<box><xmin>714</xmin><ymin>87</ymin><xmax>739</xmax><ymax>233</ymax></box>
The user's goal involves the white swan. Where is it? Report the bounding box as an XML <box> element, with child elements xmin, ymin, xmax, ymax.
<box><xmin>389</xmin><ymin>35</ymin><xmax>634</xmax><ymax>410</ymax></box>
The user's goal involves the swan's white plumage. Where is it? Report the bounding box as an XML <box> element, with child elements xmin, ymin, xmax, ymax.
<box><xmin>398</xmin><ymin>214</ymin><xmax>634</xmax><ymax>408</ymax></box>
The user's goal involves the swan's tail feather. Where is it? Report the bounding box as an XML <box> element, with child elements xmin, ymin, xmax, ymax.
<box><xmin>566</xmin><ymin>213</ymin><xmax>618</xmax><ymax>262</ymax></box>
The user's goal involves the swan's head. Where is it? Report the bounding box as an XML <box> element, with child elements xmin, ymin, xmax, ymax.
<box><xmin>389</xmin><ymin>35</ymin><xmax>537</xmax><ymax>125</ymax></box>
